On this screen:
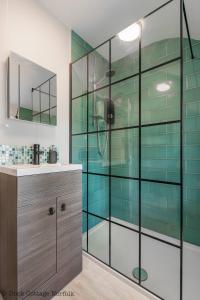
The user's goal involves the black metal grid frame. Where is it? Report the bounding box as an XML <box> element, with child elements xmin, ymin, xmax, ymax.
<box><xmin>69</xmin><ymin>1</ymin><xmax>189</xmax><ymax>299</ymax></box>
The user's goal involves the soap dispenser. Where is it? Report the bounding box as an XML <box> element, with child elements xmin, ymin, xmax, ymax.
<box><xmin>48</xmin><ymin>145</ymin><xmax>57</xmax><ymax>164</ymax></box>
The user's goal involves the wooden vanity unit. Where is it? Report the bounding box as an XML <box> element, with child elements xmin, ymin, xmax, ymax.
<box><xmin>0</xmin><ymin>164</ymin><xmax>82</xmax><ymax>300</ymax></box>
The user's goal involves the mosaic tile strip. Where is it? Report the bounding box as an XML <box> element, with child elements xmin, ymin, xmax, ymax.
<box><xmin>0</xmin><ymin>145</ymin><xmax>59</xmax><ymax>165</ymax></box>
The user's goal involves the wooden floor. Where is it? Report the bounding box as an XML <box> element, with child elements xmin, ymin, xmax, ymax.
<box><xmin>53</xmin><ymin>254</ymin><xmax>152</xmax><ymax>300</ymax></box>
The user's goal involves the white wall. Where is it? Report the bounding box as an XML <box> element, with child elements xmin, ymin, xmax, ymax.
<box><xmin>0</xmin><ymin>0</ymin><xmax>71</xmax><ymax>163</ymax></box>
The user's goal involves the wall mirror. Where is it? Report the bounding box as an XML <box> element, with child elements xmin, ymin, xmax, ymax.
<box><xmin>8</xmin><ymin>52</ymin><xmax>57</xmax><ymax>126</ymax></box>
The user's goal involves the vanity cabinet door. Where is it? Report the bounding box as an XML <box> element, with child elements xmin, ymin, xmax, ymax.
<box><xmin>57</xmin><ymin>189</ymin><xmax>82</xmax><ymax>274</ymax></box>
<box><xmin>17</xmin><ymin>198</ymin><xmax>57</xmax><ymax>295</ymax></box>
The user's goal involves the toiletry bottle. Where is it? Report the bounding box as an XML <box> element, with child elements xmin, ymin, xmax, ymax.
<box><xmin>33</xmin><ymin>144</ymin><xmax>43</xmax><ymax>165</ymax></box>
<box><xmin>48</xmin><ymin>145</ymin><xmax>57</xmax><ymax>164</ymax></box>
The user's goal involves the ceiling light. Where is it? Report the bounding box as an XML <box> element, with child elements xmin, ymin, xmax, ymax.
<box><xmin>118</xmin><ymin>23</ymin><xmax>141</xmax><ymax>42</ymax></box>
<box><xmin>156</xmin><ymin>81</ymin><xmax>172</xmax><ymax>92</ymax></box>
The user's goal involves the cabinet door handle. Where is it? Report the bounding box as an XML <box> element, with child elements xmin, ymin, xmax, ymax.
<box><xmin>61</xmin><ymin>203</ymin><xmax>66</xmax><ymax>212</ymax></box>
<box><xmin>48</xmin><ymin>207</ymin><xmax>55</xmax><ymax>216</ymax></box>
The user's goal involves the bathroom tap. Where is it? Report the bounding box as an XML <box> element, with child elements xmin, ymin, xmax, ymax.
<box><xmin>33</xmin><ymin>144</ymin><xmax>43</xmax><ymax>165</ymax></box>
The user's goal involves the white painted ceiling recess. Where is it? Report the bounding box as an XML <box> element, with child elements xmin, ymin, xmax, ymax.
<box><xmin>36</xmin><ymin>0</ymin><xmax>166</xmax><ymax>46</ymax></box>
<box><xmin>36</xmin><ymin>0</ymin><xmax>199</xmax><ymax>48</ymax></box>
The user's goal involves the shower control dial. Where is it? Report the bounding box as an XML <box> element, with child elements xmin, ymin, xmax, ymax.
<box><xmin>61</xmin><ymin>203</ymin><xmax>66</xmax><ymax>211</ymax></box>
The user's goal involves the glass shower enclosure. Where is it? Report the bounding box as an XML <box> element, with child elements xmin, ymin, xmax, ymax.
<box><xmin>70</xmin><ymin>0</ymin><xmax>200</xmax><ymax>299</ymax></box>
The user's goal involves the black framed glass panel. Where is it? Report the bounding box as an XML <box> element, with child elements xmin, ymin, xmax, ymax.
<box><xmin>88</xmin><ymin>174</ymin><xmax>109</xmax><ymax>219</ymax></box>
<box><xmin>141</xmin><ymin>123</ymin><xmax>180</xmax><ymax>183</ymax></box>
<box><xmin>111</xmin><ymin>34</ymin><xmax>139</xmax><ymax>83</ymax></box>
<box><xmin>88</xmin><ymin>42</ymin><xmax>109</xmax><ymax>92</ymax></box>
<box><xmin>141</xmin><ymin>236</ymin><xmax>180</xmax><ymax>300</ymax></box>
<box><xmin>141</xmin><ymin>0</ymin><xmax>180</xmax><ymax>71</ymax></box>
<box><xmin>111</xmin><ymin>177</ymin><xmax>139</xmax><ymax>229</ymax></box>
<box><xmin>111</xmin><ymin>223</ymin><xmax>139</xmax><ymax>281</ymax></box>
<box><xmin>88</xmin><ymin>87</ymin><xmax>109</xmax><ymax>132</ymax></box>
<box><xmin>88</xmin><ymin>215</ymin><xmax>109</xmax><ymax>264</ymax></box>
<box><xmin>72</xmin><ymin>56</ymin><xmax>87</xmax><ymax>99</ymax></box>
<box><xmin>111</xmin><ymin>128</ymin><xmax>139</xmax><ymax>178</ymax></box>
<box><xmin>111</xmin><ymin>77</ymin><xmax>139</xmax><ymax>129</ymax></box>
<box><xmin>141</xmin><ymin>61</ymin><xmax>180</xmax><ymax>125</ymax></box>
<box><xmin>72</xmin><ymin>95</ymin><xmax>87</xmax><ymax>134</ymax></box>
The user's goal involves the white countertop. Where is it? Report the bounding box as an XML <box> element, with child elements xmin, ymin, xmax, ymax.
<box><xmin>0</xmin><ymin>163</ymin><xmax>82</xmax><ymax>177</ymax></box>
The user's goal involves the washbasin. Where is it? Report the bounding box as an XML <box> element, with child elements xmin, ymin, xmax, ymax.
<box><xmin>0</xmin><ymin>163</ymin><xmax>82</xmax><ymax>176</ymax></box>
<box><xmin>8</xmin><ymin>163</ymin><xmax>61</xmax><ymax>169</ymax></box>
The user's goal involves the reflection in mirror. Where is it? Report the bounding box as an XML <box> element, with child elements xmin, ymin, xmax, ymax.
<box><xmin>8</xmin><ymin>52</ymin><xmax>57</xmax><ymax>126</ymax></box>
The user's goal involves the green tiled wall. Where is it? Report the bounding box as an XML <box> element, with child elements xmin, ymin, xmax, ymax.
<box><xmin>71</xmin><ymin>31</ymin><xmax>93</xmax><ymax>62</ymax></box>
<box><xmin>88</xmin><ymin>174</ymin><xmax>109</xmax><ymax>219</ymax></box>
<box><xmin>183</xmin><ymin>39</ymin><xmax>200</xmax><ymax>245</ymax></box>
<box><xmin>72</xmin><ymin>30</ymin><xmax>200</xmax><ymax>246</ymax></box>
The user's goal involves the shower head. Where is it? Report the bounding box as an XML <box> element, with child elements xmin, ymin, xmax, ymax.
<box><xmin>106</xmin><ymin>70</ymin><xmax>116</xmax><ymax>78</ymax></box>
<box><xmin>93</xmin><ymin>115</ymin><xmax>104</xmax><ymax>120</ymax></box>
<box><xmin>91</xmin><ymin>70</ymin><xmax>116</xmax><ymax>87</ymax></box>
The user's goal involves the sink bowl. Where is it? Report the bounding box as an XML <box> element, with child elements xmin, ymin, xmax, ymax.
<box><xmin>0</xmin><ymin>163</ymin><xmax>82</xmax><ymax>176</ymax></box>
<box><xmin>9</xmin><ymin>163</ymin><xmax>61</xmax><ymax>169</ymax></box>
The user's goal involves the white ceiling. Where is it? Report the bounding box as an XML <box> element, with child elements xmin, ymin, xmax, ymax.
<box><xmin>36</xmin><ymin>0</ymin><xmax>166</xmax><ymax>47</ymax></box>
<box><xmin>36</xmin><ymin>0</ymin><xmax>199</xmax><ymax>48</ymax></box>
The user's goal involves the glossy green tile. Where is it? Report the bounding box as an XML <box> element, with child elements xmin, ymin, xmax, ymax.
<box><xmin>185</xmin><ymin>132</ymin><xmax>200</xmax><ymax>145</ymax></box>
<box><xmin>184</xmin><ymin>174</ymin><xmax>200</xmax><ymax>189</ymax></box>
<box><xmin>184</xmin><ymin>116</ymin><xmax>200</xmax><ymax>131</ymax></box>
<box><xmin>185</xmin><ymin>72</ymin><xmax>200</xmax><ymax>90</ymax></box>
<box><xmin>186</xmin><ymin>101</ymin><xmax>200</xmax><ymax>117</ymax></box>
<box><xmin>72</xmin><ymin>96</ymin><xmax>87</xmax><ymax>134</ymax></box>
<box><xmin>184</xmin><ymin>58</ymin><xmax>200</xmax><ymax>75</ymax></box>
<box><xmin>184</xmin><ymin>145</ymin><xmax>200</xmax><ymax>159</ymax></box>
<box><xmin>111</xmin><ymin>128</ymin><xmax>139</xmax><ymax>178</ymax></box>
<box><xmin>193</xmin><ymin>41</ymin><xmax>200</xmax><ymax>58</ymax></box>
<box><xmin>184</xmin><ymin>86</ymin><xmax>200</xmax><ymax>102</ymax></box>
<box><xmin>186</xmin><ymin>160</ymin><xmax>200</xmax><ymax>174</ymax></box>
